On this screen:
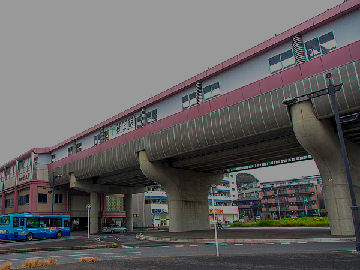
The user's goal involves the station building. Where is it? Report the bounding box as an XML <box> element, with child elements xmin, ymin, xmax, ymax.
<box><xmin>0</xmin><ymin>0</ymin><xmax>359</xmax><ymax>231</ymax></box>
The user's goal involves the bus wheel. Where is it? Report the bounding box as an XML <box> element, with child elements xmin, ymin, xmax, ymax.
<box><xmin>56</xmin><ymin>231</ymin><xmax>63</xmax><ymax>239</ymax></box>
<box><xmin>26</xmin><ymin>233</ymin><xmax>33</xmax><ymax>241</ymax></box>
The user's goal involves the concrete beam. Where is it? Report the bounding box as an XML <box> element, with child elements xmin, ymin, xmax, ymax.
<box><xmin>290</xmin><ymin>100</ymin><xmax>360</xmax><ymax>236</ymax></box>
<box><xmin>70</xmin><ymin>173</ymin><xmax>146</xmax><ymax>194</ymax></box>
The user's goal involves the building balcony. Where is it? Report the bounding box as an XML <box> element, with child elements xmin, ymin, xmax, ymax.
<box><xmin>264</xmin><ymin>190</ymin><xmax>274</xmax><ymax>196</ymax></box>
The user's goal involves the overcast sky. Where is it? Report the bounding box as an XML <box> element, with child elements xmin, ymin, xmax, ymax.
<box><xmin>1</xmin><ymin>0</ymin><xmax>343</xmax><ymax>181</ymax></box>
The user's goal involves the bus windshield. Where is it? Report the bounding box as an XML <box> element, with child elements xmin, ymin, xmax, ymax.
<box><xmin>0</xmin><ymin>216</ymin><xmax>10</xmax><ymax>225</ymax></box>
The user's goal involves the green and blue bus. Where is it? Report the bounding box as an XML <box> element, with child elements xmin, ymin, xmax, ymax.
<box><xmin>0</xmin><ymin>213</ymin><xmax>70</xmax><ymax>241</ymax></box>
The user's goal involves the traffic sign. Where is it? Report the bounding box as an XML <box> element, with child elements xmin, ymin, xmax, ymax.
<box><xmin>86</xmin><ymin>204</ymin><xmax>91</xmax><ymax>210</ymax></box>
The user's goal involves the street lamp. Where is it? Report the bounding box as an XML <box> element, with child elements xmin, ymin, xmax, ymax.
<box><xmin>211</xmin><ymin>185</ymin><xmax>219</xmax><ymax>256</ymax></box>
<box><xmin>283</xmin><ymin>72</ymin><xmax>360</xmax><ymax>252</ymax></box>
<box><xmin>51</xmin><ymin>172</ymin><xmax>62</xmax><ymax>215</ymax></box>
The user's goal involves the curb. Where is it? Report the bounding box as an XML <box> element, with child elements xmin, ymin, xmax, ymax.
<box><xmin>140</xmin><ymin>236</ymin><xmax>356</xmax><ymax>244</ymax></box>
<box><xmin>0</xmin><ymin>243</ymin><xmax>118</xmax><ymax>254</ymax></box>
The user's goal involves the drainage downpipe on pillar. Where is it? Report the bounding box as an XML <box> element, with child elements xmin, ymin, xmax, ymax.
<box><xmin>292</xmin><ymin>34</ymin><xmax>306</xmax><ymax>65</ymax></box>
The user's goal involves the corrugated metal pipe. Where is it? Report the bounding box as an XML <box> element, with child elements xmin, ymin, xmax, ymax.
<box><xmin>292</xmin><ymin>34</ymin><xmax>306</xmax><ymax>65</ymax></box>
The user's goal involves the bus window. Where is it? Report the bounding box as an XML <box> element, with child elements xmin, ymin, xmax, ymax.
<box><xmin>39</xmin><ymin>218</ymin><xmax>50</xmax><ymax>227</ymax></box>
<box><xmin>0</xmin><ymin>216</ymin><xmax>10</xmax><ymax>225</ymax></box>
<box><xmin>64</xmin><ymin>220</ymin><xmax>70</xmax><ymax>228</ymax></box>
<box><xmin>26</xmin><ymin>218</ymin><xmax>40</xmax><ymax>228</ymax></box>
<box><xmin>50</xmin><ymin>218</ymin><xmax>61</xmax><ymax>227</ymax></box>
<box><xmin>13</xmin><ymin>218</ymin><xmax>19</xmax><ymax>228</ymax></box>
<box><xmin>20</xmin><ymin>218</ymin><xmax>25</xmax><ymax>227</ymax></box>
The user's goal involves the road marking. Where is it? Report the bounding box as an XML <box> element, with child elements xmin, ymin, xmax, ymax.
<box><xmin>175</xmin><ymin>245</ymin><xmax>184</xmax><ymax>247</ymax></box>
<box><xmin>297</xmin><ymin>242</ymin><xmax>307</xmax><ymax>244</ymax></box>
<box><xmin>161</xmin><ymin>245</ymin><xmax>170</xmax><ymax>248</ymax></box>
<box><xmin>235</xmin><ymin>244</ymin><xmax>243</xmax><ymax>246</ymax></box>
<box><xmin>281</xmin><ymin>242</ymin><xmax>291</xmax><ymax>244</ymax></box>
<box><xmin>265</xmin><ymin>243</ymin><xmax>275</xmax><ymax>245</ymax></box>
<box><xmin>120</xmin><ymin>245</ymin><xmax>133</xmax><ymax>249</ymax></box>
<box><xmin>190</xmin><ymin>245</ymin><xmax>198</xmax><ymax>247</ymax></box>
<box><xmin>67</xmin><ymin>254</ymin><xmax>91</xmax><ymax>256</ymax></box>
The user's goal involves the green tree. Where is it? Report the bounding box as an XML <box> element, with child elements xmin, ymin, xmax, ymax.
<box><xmin>236</xmin><ymin>173</ymin><xmax>259</xmax><ymax>188</ymax></box>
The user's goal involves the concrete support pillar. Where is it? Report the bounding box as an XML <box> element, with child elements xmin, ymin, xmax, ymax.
<box><xmin>290</xmin><ymin>100</ymin><xmax>360</xmax><ymax>235</ymax></box>
<box><xmin>124</xmin><ymin>194</ymin><xmax>133</xmax><ymax>232</ymax></box>
<box><xmin>29</xmin><ymin>183</ymin><xmax>37</xmax><ymax>212</ymax></box>
<box><xmin>90</xmin><ymin>192</ymin><xmax>100</xmax><ymax>234</ymax></box>
<box><xmin>14</xmin><ymin>188</ymin><xmax>18</xmax><ymax>213</ymax></box>
<box><xmin>139</xmin><ymin>151</ymin><xmax>223</xmax><ymax>232</ymax></box>
<box><xmin>1</xmin><ymin>192</ymin><xmax>5</xmax><ymax>215</ymax></box>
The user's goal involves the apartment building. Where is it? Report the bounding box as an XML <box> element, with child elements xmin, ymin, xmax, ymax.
<box><xmin>260</xmin><ymin>175</ymin><xmax>324</xmax><ymax>218</ymax></box>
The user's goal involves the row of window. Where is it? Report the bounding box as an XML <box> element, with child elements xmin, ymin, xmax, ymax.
<box><xmin>38</xmin><ymin>193</ymin><xmax>63</xmax><ymax>204</ymax></box>
<box><xmin>0</xmin><ymin>193</ymin><xmax>63</xmax><ymax>208</ymax></box>
<box><xmin>182</xmin><ymin>82</ymin><xmax>221</xmax><ymax>110</ymax></box>
<box><xmin>57</xmin><ymin>110</ymin><xmax>159</xmax><ymax>161</ymax></box>
<box><xmin>269</xmin><ymin>31</ymin><xmax>337</xmax><ymax>74</ymax></box>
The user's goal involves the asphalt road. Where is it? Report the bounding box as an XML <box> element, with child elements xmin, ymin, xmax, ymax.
<box><xmin>0</xmin><ymin>227</ymin><xmax>357</xmax><ymax>269</ymax></box>
<box><xmin>21</xmin><ymin>252</ymin><xmax>360</xmax><ymax>270</ymax></box>
<box><xmin>0</xmin><ymin>236</ymin><xmax>356</xmax><ymax>269</ymax></box>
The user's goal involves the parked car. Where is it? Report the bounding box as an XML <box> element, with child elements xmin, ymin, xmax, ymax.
<box><xmin>102</xmin><ymin>224</ymin><xmax>127</xmax><ymax>234</ymax></box>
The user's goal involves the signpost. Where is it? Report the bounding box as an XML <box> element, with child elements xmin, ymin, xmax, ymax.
<box><xmin>86</xmin><ymin>204</ymin><xmax>91</xmax><ymax>239</ymax></box>
<box><xmin>211</xmin><ymin>185</ymin><xmax>219</xmax><ymax>256</ymax></box>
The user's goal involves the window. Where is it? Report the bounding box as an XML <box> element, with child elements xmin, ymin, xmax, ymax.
<box><xmin>50</xmin><ymin>218</ymin><xmax>61</xmax><ymax>227</ymax></box>
<box><xmin>27</xmin><ymin>218</ymin><xmax>40</xmax><ymax>228</ymax></box>
<box><xmin>304</xmin><ymin>31</ymin><xmax>336</xmax><ymax>60</ymax></box>
<box><xmin>146</xmin><ymin>109</ymin><xmax>157</xmax><ymax>124</ymax></box>
<box><xmin>18</xmin><ymin>161</ymin><xmax>24</xmax><ymax>171</ymax></box>
<box><xmin>38</xmin><ymin>193</ymin><xmax>47</xmax><ymax>203</ymax></box>
<box><xmin>40</xmin><ymin>218</ymin><xmax>50</xmax><ymax>227</ymax></box>
<box><xmin>136</xmin><ymin>115</ymin><xmax>143</xmax><ymax>128</ymax></box>
<box><xmin>203</xmin><ymin>82</ymin><xmax>221</xmax><ymax>101</ymax></box>
<box><xmin>94</xmin><ymin>134</ymin><xmax>100</xmax><ymax>145</ymax></box>
<box><xmin>269</xmin><ymin>49</ymin><xmax>296</xmax><ymax>74</ymax></box>
<box><xmin>76</xmin><ymin>142</ymin><xmax>82</xmax><ymax>153</ymax></box>
<box><xmin>104</xmin><ymin>130</ymin><xmax>109</xmax><ymax>142</ymax></box>
<box><xmin>5</xmin><ymin>199</ymin><xmax>14</xmax><ymax>208</ymax></box>
<box><xmin>51</xmin><ymin>154</ymin><xmax>56</xmax><ymax>163</ymax></box>
<box><xmin>13</xmin><ymin>218</ymin><xmax>19</xmax><ymax>228</ymax></box>
<box><xmin>182</xmin><ymin>92</ymin><xmax>197</xmax><ymax>109</ymax></box>
<box><xmin>64</xmin><ymin>220</ymin><xmax>70</xmax><ymax>228</ymax></box>
<box><xmin>68</xmin><ymin>146</ymin><xmax>73</xmax><ymax>156</ymax></box>
<box><xmin>54</xmin><ymin>194</ymin><xmax>63</xmax><ymax>204</ymax></box>
<box><xmin>19</xmin><ymin>194</ymin><xmax>29</xmax><ymax>205</ymax></box>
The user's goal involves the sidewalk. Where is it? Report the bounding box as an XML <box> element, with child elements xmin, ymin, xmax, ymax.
<box><xmin>0</xmin><ymin>227</ymin><xmax>355</xmax><ymax>254</ymax></box>
<box><xmin>140</xmin><ymin>226</ymin><xmax>356</xmax><ymax>244</ymax></box>
<box><xmin>0</xmin><ymin>232</ymin><xmax>118</xmax><ymax>254</ymax></box>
